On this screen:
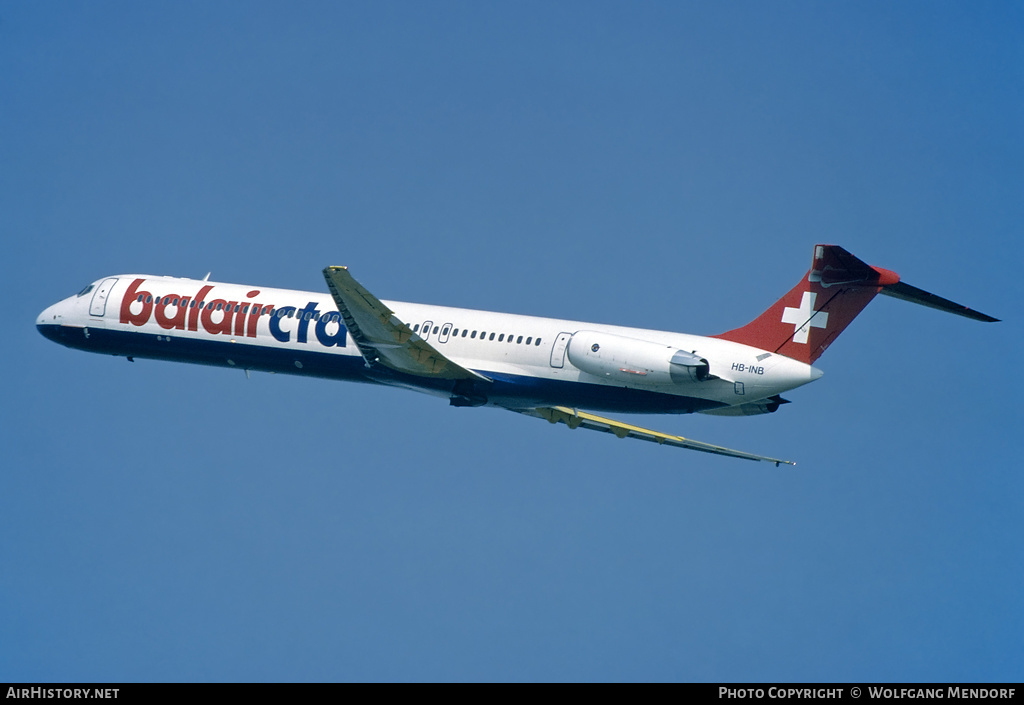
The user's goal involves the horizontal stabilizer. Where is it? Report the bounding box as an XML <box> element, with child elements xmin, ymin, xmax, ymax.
<box><xmin>714</xmin><ymin>244</ymin><xmax>998</xmax><ymax>364</ymax></box>
<box><xmin>879</xmin><ymin>281</ymin><xmax>999</xmax><ymax>322</ymax></box>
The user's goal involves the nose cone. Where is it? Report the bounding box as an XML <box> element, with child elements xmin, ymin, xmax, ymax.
<box><xmin>36</xmin><ymin>303</ymin><xmax>65</xmax><ymax>343</ymax></box>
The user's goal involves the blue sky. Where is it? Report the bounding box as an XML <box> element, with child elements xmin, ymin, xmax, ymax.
<box><xmin>3</xmin><ymin>1</ymin><xmax>1022</xmax><ymax>682</ymax></box>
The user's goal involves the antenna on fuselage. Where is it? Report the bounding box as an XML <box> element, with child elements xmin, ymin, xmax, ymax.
<box><xmin>202</xmin><ymin>272</ymin><xmax>211</xmax><ymax>281</ymax></box>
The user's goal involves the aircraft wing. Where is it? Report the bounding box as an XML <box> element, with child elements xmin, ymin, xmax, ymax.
<box><xmin>323</xmin><ymin>266</ymin><xmax>489</xmax><ymax>382</ymax></box>
<box><xmin>517</xmin><ymin>406</ymin><xmax>796</xmax><ymax>466</ymax></box>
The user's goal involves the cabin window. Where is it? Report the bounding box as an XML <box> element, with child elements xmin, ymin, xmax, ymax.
<box><xmin>535</xmin><ymin>338</ymin><xmax>542</xmax><ymax>345</ymax></box>
<box><xmin>489</xmin><ymin>333</ymin><xmax>495</xmax><ymax>340</ymax></box>
<box><xmin>433</xmin><ymin>326</ymin><xmax>439</xmax><ymax>334</ymax></box>
<box><xmin>471</xmin><ymin>331</ymin><xmax>477</xmax><ymax>338</ymax></box>
<box><xmin>452</xmin><ymin>328</ymin><xmax>459</xmax><ymax>336</ymax></box>
<box><xmin>462</xmin><ymin>329</ymin><xmax>468</xmax><ymax>337</ymax></box>
<box><xmin>526</xmin><ymin>337</ymin><xmax>532</xmax><ymax>345</ymax></box>
<box><xmin>517</xmin><ymin>336</ymin><xmax>523</xmax><ymax>344</ymax></box>
<box><xmin>413</xmin><ymin>324</ymin><xmax>419</xmax><ymax>332</ymax></box>
<box><xmin>498</xmin><ymin>334</ymin><xmax>504</xmax><ymax>342</ymax></box>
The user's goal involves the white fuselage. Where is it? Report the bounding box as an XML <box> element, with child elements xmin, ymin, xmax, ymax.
<box><xmin>37</xmin><ymin>274</ymin><xmax>822</xmax><ymax>415</ymax></box>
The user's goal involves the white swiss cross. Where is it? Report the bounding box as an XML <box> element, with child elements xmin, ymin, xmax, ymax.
<box><xmin>781</xmin><ymin>291</ymin><xmax>828</xmax><ymax>344</ymax></box>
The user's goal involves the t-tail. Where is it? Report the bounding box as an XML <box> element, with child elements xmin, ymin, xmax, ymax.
<box><xmin>713</xmin><ymin>244</ymin><xmax>998</xmax><ymax>364</ymax></box>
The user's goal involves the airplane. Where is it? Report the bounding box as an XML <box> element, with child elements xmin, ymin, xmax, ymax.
<box><xmin>36</xmin><ymin>244</ymin><xmax>997</xmax><ymax>466</ymax></box>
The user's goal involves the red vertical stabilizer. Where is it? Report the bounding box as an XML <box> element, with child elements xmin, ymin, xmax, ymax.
<box><xmin>713</xmin><ymin>245</ymin><xmax>900</xmax><ymax>364</ymax></box>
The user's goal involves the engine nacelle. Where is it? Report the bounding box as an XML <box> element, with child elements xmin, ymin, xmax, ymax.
<box><xmin>566</xmin><ymin>330</ymin><xmax>710</xmax><ymax>385</ymax></box>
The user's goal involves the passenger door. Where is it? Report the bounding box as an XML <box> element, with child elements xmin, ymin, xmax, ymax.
<box><xmin>549</xmin><ymin>332</ymin><xmax>572</xmax><ymax>368</ymax></box>
<box><xmin>89</xmin><ymin>278</ymin><xmax>118</xmax><ymax>317</ymax></box>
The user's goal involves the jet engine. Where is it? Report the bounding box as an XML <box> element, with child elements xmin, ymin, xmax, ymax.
<box><xmin>566</xmin><ymin>330</ymin><xmax>711</xmax><ymax>385</ymax></box>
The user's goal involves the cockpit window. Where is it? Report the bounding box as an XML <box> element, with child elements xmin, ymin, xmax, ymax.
<box><xmin>76</xmin><ymin>284</ymin><xmax>95</xmax><ymax>297</ymax></box>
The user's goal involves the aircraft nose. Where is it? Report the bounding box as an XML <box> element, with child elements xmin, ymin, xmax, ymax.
<box><xmin>37</xmin><ymin>322</ymin><xmax>62</xmax><ymax>343</ymax></box>
<box><xmin>37</xmin><ymin>303</ymin><xmax>57</xmax><ymax>326</ymax></box>
<box><xmin>36</xmin><ymin>303</ymin><xmax>64</xmax><ymax>342</ymax></box>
